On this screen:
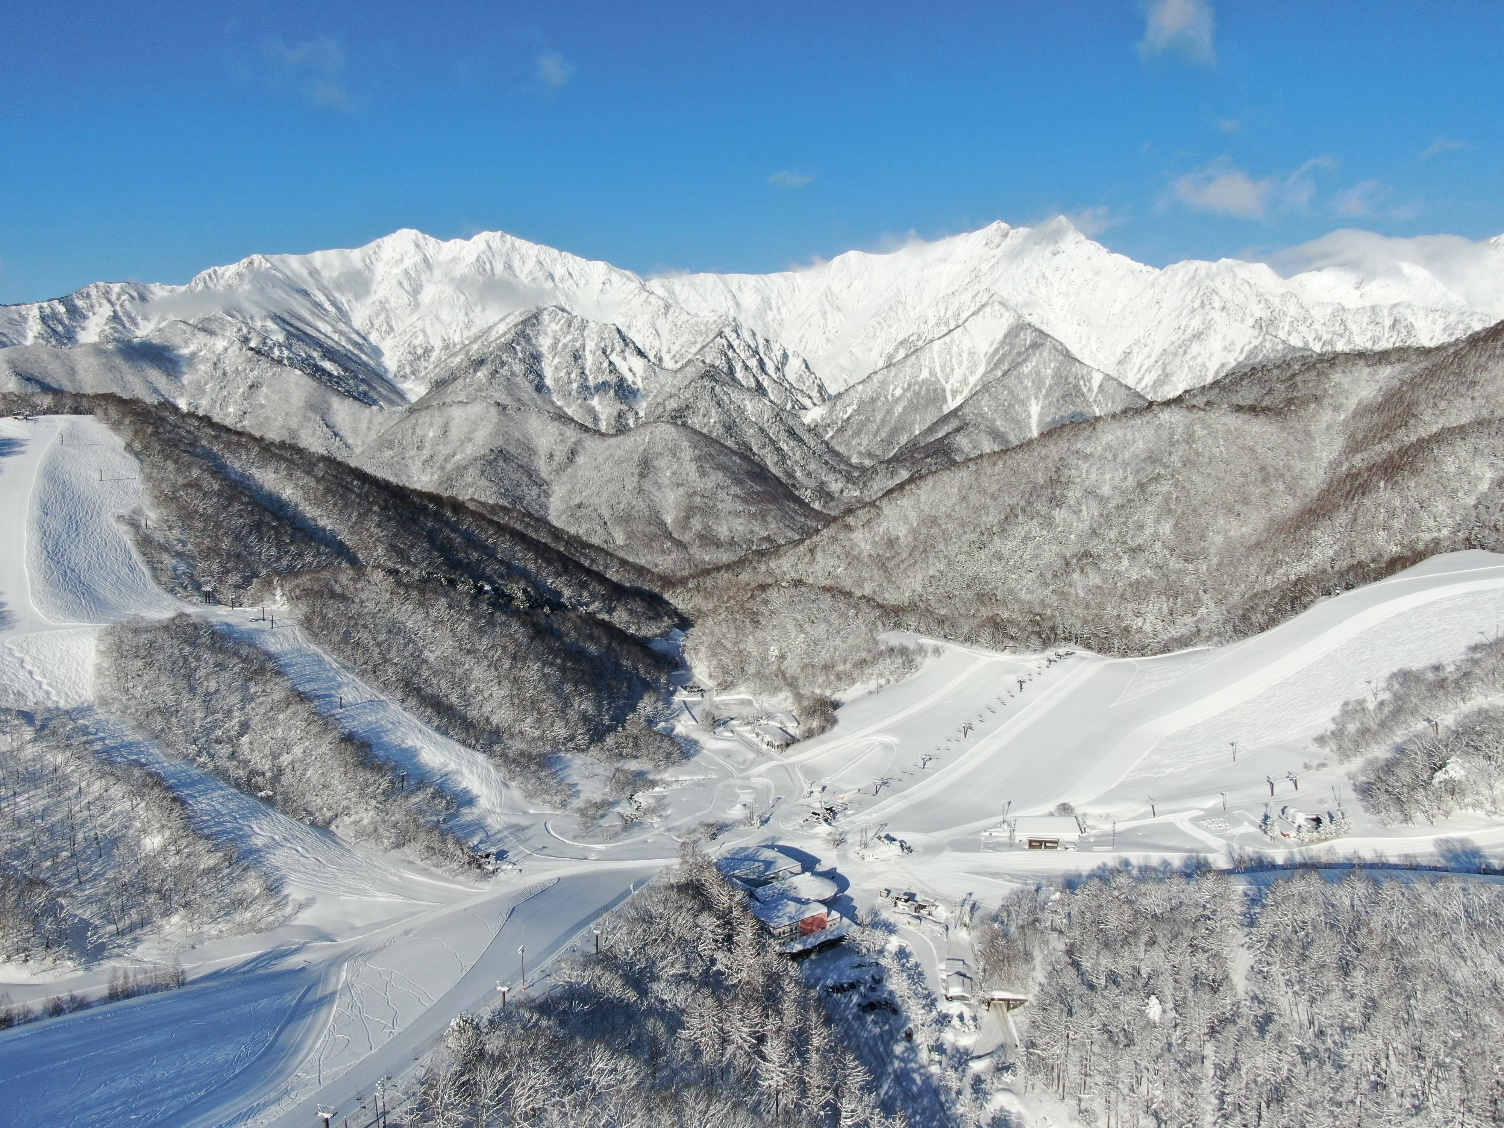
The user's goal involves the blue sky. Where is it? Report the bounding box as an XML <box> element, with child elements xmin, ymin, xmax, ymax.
<box><xmin>1</xmin><ymin>0</ymin><xmax>1500</xmax><ymax>302</ymax></box>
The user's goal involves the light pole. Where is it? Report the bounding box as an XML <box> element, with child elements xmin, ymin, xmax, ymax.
<box><xmin>518</xmin><ymin>945</ymin><xmax>526</xmax><ymax>991</ymax></box>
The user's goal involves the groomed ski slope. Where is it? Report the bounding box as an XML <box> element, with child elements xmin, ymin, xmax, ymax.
<box><xmin>0</xmin><ymin>420</ymin><xmax>671</xmax><ymax>1127</ymax></box>
<box><xmin>5</xmin><ymin>412</ymin><xmax>1504</xmax><ymax>1125</ymax></box>
<box><xmin>755</xmin><ymin>550</ymin><xmax>1504</xmax><ymax>893</ymax></box>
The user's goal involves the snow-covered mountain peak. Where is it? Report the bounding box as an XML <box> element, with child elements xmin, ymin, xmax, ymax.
<box><xmin>5</xmin><ymin>218</ymin><xmax>1501</xmax><ymax>409</ymax></box>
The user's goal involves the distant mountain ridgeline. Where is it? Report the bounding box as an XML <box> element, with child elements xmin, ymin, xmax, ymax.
<box><xmin>4</xmin><ymin>221</ymin><xmax>1497</xmax><ymax>576</ymax></box>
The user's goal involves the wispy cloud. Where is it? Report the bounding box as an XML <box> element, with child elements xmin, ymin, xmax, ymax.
<box><xmin>1420</xmin><ymin>137</ymin><xmax>1468</xmax><ymax>161</ymax></box>
<box><xmin>1168</xmin><ymin>156</ymin><xmax>1338</xmax><ymax>220</ymax></box>
<box><xmin>1278</xmin><ymin>155</ymin><xmax>1340</xmax><ymax>211</ymax></box>
<box><xmin>1333</xmin><ymin>179</ymin><xmax>1384</xmax><ymax>218</ymax></box>
<box><xmin>1066</xmin><ymin>206</ymin><xmax>1121</xmax><ymax>236</ymax></box>
<box><xmin>263</xmin><ymin>37</ymin><xmax>355</xmax><ymax>112</ymax></box>
<box><xmin>1171</xmin><ymin>161</ymin><xmax>1269</xmax><ymax>218</ymax></box>
<box><xmin>768</xmin><ymin>170</ymin><xmax>816</xmax><ymax>190</ymax></box>
<box><xmin>1216</xmin><ymin>118</ymin><xmax>1241</xmax><ymax>133</ymax></box>
<box><xmin>537</xmin><ymin>51</ymin><xmax>574</xmax><ymax>90</ymax></box>
<box><xmin>1139</xmin><ymin>0</ymin><xmax>1216</xmax><ymax>65</ymax></box>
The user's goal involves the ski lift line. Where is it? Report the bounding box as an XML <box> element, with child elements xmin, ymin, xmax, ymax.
<box><xmin>859</xmin><ymin>658</ymin><xmax>1100</xmax><ymax>825</ymax></box>
<box><xmin>778</xmin><ymin>655</ymin><xmax>999</xmax><ymax>765</ymax></box>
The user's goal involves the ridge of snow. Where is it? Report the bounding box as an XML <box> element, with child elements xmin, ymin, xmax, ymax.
<box><xmin>3</xmin><ymin>219</ymin><xmax>1501</xmax><ymax>406</ymax></box>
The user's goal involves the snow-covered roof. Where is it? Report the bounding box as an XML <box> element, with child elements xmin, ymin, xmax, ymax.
<box><xmin>751</xmin><ymin>896</ymin><xmax>829</xmax><ymax>931</ymax></box>
<box><xmin>1013</xmin><ymin>816</ymin><xmax>1081</xmax><ymax>838</ymax></box>
<box><xmin>717</xmin><ymin>846</ymin><xmax>802</xmax><ymax>885</ymax></box>
<box><xmin>779</xmin><ymin>920</ymin><xmax>849</xmax><ymax>954</ymax></box>
<box><xmin>755</xmin><ymin>723</ymin><xmax>795</xmax><ymax>746</ymax></box>
<box><xmin>754</xmin><ymin>871</ymin><xmax>839</xmax><ymax>905</ymax></box>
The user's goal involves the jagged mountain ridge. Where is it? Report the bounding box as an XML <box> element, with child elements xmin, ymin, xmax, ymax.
<box><xmin>679</xmin><ymin>319</ymin><xmax>1504</xmax><ymax>682</ymax></box>
<box><xmin>3</xmin><ymin>220</ymin><xmax>1500</xmax><ymax>573</ymax></box>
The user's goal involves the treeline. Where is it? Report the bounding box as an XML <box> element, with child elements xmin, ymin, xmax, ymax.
<box><xmin>97</xmin><ymin>614</ymin><xmax>477</xmax><ymax>870</ymax></box>
<box><xmin>977</xmin><ymin>864</ymin><xmax>1504</xmax><ymax>1127</ymax></box>
<box><xmin>91</xmin><ymin>396</ymin><xmax>676</xmax><ymax>636</ymax></box>
<box><xmin>283</xmin><ymin>569</ymin><xmax>682</xmax><ymax>806</ymax></box>
<box><xmin>685</xmin><ymin>583</ymin><xmax>925</xmax><ymax>721</ymax></box>
<box><xmin>397</xmin><ymin>846</ymin><xmax>897</xmax><ymax>1127</ymax></box>
<box><xmin>0</xmin><ymin>708</ymin><xmax>283</xmax><ymax>964</ymax></box>
<box><xmin>679</xmin><ymin>322</ymin><xmax>1504</xmax><ymax>691</ymax></box>
<box><xmin>86</xmin><ymin>397</ymin><xmax>683</xmax><ymax>802</ymax></box>
<box><xmin>1317</xmin><ymin>637</ymin><xmax>1504</xmax><ymax>822</ymax></box>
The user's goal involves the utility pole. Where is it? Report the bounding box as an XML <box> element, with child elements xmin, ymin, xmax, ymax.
<box><xmin>1148</xmin><ymin>796</ymin><xmax>1156</xmax><ymax>818</ymax></box>
<box><xmin>1230</xmin><ymin>741</ymin><xmax>1237</xmax><ymax>764</ymax></box>
<box><xmin>518</xmin><ymin>944</ymin><xmax>526</xmax><ymax>991</ymax></box>
<box><xmin>1220</xmin><ymin>792</ymin><xmax>1227</xmax><ymax>812</ymax></box>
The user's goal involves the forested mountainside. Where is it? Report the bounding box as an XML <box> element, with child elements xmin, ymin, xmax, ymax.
<box><xmin>84</xmin><ymin>397</ymin><xmax>685</xmax><ymax>803</ymax></box>
<box><xmin>4</xmin><ymin>221</ymin><xmax>1497</xmax><ymax>575</ymax></box>
<box><xmin>98</xmin><ymin>615</ymin><xmax>477</xmax><ymax>869</ymax></box>
<box><xmin>0</xmin><ymin>708</ymin><xmax>285</xmax><ymax>964</ymax></box>
<box><xmin>681</xmin><ymin>319</ymin><xmax>1504</xmax><ymax>691</ymax></box>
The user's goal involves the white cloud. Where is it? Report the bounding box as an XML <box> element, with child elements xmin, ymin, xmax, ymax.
<box><xmin>1420</xmin><ymin>137</ymin><xmax>1468</xmax><ymax>161</ymax></box>
<box><xmin>1139</xmin><ymin>0</ymin><xmax>1216</xmax><ymax>65</ymax></box>
<box><xmin>1333</xmin><ymin>179</ymin><xmax>1384</xmax><ymax>218</ymax></box>
<box><xmin>1216</xmin><ymin>118</ymin><xmax>1241</xmax><ymax>134</ymax></box>
<box><xmin>1267</xmin><ymin>229</ymin><xmax>1504</xmax><ymax>317</ymax></box>
<box><xmin>1277</xmin><ymin>155</ymin><xmax>1339</xmax><ymax>211</ymax></box>
<box><xmin>263</xmin><ymin>37</ymin><xmax>355</xmax><ymax>112</ymax></box>
<box><xmin>1066</xmin><ymin>206</ymin><xmax>1120</xmax><ymax>236</ymax></box>
<box><xmin>537</xmin><ymin>51</ymin><xmax>574</xmax><ymax>90</ymax></box>
<box><xmin>1169</xmin><ymin>156</ymin><xmax>1340</xmax><ymax>220</ymax></box>
<box><xmin>1172</xmin><ymin>162</ymin><xmax>1269</xmax><ymax>218</ymax></box>
<box><xmin>768</xmin><ymin>170</ymin><xmax>816</xmax><ymax>190</ymax></box>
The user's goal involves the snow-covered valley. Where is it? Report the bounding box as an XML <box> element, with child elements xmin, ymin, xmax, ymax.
<box><xmin>4</xmin><ymin>406</ymin><xmax>1504</xmax><ymax>1125</ymax></box>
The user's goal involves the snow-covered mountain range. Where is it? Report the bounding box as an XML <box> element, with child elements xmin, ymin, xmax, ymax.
<box><xmin>3</xmin><ymin>219</ymin><xmax>1501</xmax><ymax>572</ymax></box>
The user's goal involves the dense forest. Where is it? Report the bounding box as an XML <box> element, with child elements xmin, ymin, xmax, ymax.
<box><xmin>1319</xmin><ymin>635</ymin><xmax>1504</xmax><ymax>822</ymax></box>
<box><xmin>85</xmin><ymin>397</ymin><xmax>685</xmax><ymax>804</ymax></box>
<box><xmin>977</xmin><ymin>863</ymin><xmax>1504</xmax><ymax>1127</ymax></box>
<box><xmin>97</xmin><ymin>614</ymin><xmax>478</xmax><ymax>868</ymax></box>
<box><xmin>397</xmin><ymin>846</ymin><xmax>898</xmax><ymax>1128</ymax></box>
